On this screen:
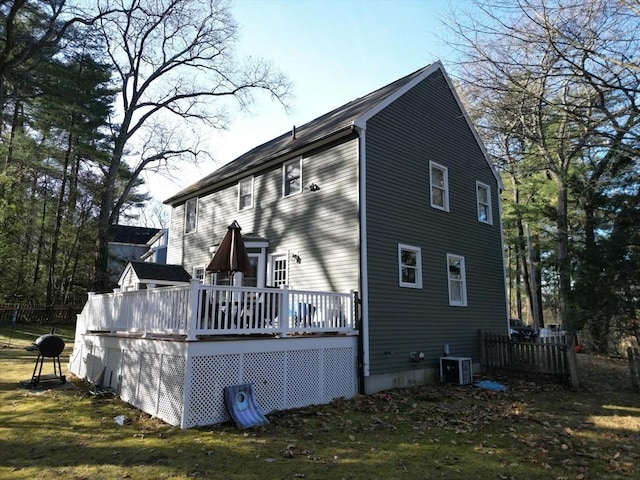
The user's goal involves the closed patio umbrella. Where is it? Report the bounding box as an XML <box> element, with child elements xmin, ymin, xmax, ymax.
<box><xmin>206</xmin><ymin>220</ymin><xmax>254</xmax><ymax>279</ymax></box>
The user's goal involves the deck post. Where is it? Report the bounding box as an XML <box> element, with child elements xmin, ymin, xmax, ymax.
<box><xmin>280</xmin><ymin>285</ymin><xmax>289</xmax><ymax>337</ymax></box>
<box><xmin>186</xmin><ymin>279</ymin><xmax>200</xmax><ymax>341</ymax></box>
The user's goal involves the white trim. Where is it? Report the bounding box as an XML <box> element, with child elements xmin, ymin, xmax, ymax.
<box><xmin>429</xmin><ymin>161</ymin><xmax>449</xmax><ymax>212</ymax></box>
<box><xmin>356</xmin><ymin>126</ymin><xmax>370</xmax><ymax>378</ymax></box>
<box><xmin>446</xmin><ymin>254</ymin><xmax>467</xmax><ymax>307</ymax></box>
<box><xmin>354</xmin><ymin>61</ymin><xmax>444</xmax><ymax>128</ymax></box>
<box><xmin>398</xmin><ymin>244</ymin><xmax>423</xmax><ymax>289</ymax></box>
<box><xmin>354</xmin><ymin>61</ymin><xmax>503</xmax><ymax>190</ymax></box>
<box><xmin>476</xmin><ymin>181</ymin><xmax>493</xmax><ymax>225</ymax></box>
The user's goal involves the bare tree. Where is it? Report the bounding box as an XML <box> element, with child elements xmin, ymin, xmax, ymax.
<box><xmin>444</xmin><ymin>0</ymin><xmax>640</xmax><ymax>331</ymax></box>
<box><xmin>91</xmin><ymin>0</ymin><xmax>291</xmax><ymax>290</ymax></box>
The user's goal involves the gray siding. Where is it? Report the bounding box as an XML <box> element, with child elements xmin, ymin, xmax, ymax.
<box><xmin>167</xmin><ymin>139</ymin><xmax>360</xmax><ymax>293</ymax></box>
<box><xmin>364</xmin><ymin>70</ymin><xmax>507</xmax><ymax>376</ymax></box>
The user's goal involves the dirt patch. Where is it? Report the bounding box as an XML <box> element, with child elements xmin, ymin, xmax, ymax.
<box><xmin>577</xmin><ymin>353</ymin><xmax>635</xmax><ymax>392</ymax></box>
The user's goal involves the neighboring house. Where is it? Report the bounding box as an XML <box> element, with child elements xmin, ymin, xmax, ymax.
<box><xmin>140</xmin><ymin>229</ymin><xmax>169</xmax><ymax>264</ymax></box>
<box><xmin>118</xmin><ymin>261</ymin><xmax>191</xmax><ymax>291</ymax></box>
<box><xmin>163</xmin><ymin>61</ymin><xmax>508</xmax><ymax>394</ymax></box>
<box><xmin>108</xmin><ymin>225</ymin><xmax>161</xmax><ymax>284</ymax></box>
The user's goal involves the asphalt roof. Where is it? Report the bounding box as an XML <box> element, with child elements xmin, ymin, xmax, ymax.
<box><xmin>109</xmin><ymin>225</ymin><xmax>161</xmax><ymax>244</ymax></box>
<box><xmin>164</xmin><ymin>63</ymin><xmax>435</xmax><ymax>205</ymax></box>
<box><xmin>126</xmin><ymin>261</ymin><xmax>192</xmax><ymax>283</ymax></box>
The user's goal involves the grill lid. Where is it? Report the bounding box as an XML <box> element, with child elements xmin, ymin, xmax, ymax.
<box><xmin>34</xmin><ymin>334</ymin><xmax>65</xmax><ymax>357</ymax></box>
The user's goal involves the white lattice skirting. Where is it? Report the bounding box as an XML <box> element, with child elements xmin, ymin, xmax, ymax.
<box><xmin>68</xmin><ymin>335</ymin><xmax>358</xmax><ymax>428</ymax></box>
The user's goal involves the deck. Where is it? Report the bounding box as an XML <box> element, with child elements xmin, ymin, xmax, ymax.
<box><xmin>69</xmin><ymin>282</ymin><xmax>359</xmax><ymax>428</ymax></box>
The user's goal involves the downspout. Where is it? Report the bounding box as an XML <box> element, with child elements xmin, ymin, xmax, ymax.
<box><xmin>355</xmin><ymin>125</ymin><xmax>370</xmax><ymax>388</ymax></box>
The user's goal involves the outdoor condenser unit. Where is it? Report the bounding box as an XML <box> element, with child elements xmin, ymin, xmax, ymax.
<box><xmin>440</xmin><ymin>356</ymin><xmax>473</xmax><ymax>385</ymax></box>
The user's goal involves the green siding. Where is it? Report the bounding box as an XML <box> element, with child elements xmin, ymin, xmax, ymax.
<box><xmin>167</xmin><ymin>139</ymin><xmax>360</xmax><ymax>293</ymax></box>
<box><xmin>365</xmin><ymin>70</ymin><xmax>507</xmax><ymax>376</ymax></box>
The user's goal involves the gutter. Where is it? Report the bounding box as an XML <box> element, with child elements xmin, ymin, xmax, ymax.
<box><xmin>355</xmin><ymin>124</ymin><xmax>370</xmax><ymax>389</ymax></box>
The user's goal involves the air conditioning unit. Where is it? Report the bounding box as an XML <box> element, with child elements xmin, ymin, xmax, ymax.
<box><xmin>440</xmin><ymin>356</ymin><xmax>473</xmax><ymax>385</ymax></box>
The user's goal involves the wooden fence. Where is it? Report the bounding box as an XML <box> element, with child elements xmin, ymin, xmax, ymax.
<box><xmin>0</xmin><ymin>304</ymin><xmax>78</xmax><ymax>324</ymax></box>
<box><xmin>629</xmin><ymin>347</ymin><xmax>640</xmax><ymax>393</ymax></box>
<box><xmin>480</xmin><ymin>331</ymin><xmax>579</xmax><ymax>388</ymax></box>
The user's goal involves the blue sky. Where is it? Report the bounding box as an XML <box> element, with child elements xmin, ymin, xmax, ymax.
<box><xmin>144</xmin><ymin>0</ymin><xmax>467</xmax><ymax>203</ymax></box>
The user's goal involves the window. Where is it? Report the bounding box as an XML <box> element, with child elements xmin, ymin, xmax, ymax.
<box><xmin>270</xmin><ymin>254</ymin><xmax>288</xmax><ymax>286</ymax></box>
<box><xmin>430</xmin><ymin>161</ymin><xmax>449</xmax><ymax>211</ymax></box>
<box><xmin>242</xmin><ymin>255</ymin><xmax>259</xmax><ymax>287</ymax></box>
<box><xmin>398</xmin><ymin>244</ymin><xmax>422</xmax><ymax>288</ymax></box>
<box><xmin>213</xmin><ymin>271</ymin><xmax>231</xmax><ymax>286</ymax></box>
<box><xmin>238</xmin><ymin>177</ymin><xmax>253</xmax><ymax>211</ymax></box>
<box><xmin>283</xmin><ymin>158</ymin><xmax>302</xmax><ymax>197</ymax></box>
<box><xmin>447</xmin><ymin>254</ymin><xmax>467</xmax><ymax>306</ymax></box>
<box><xmin>184</xmin><ymin>198</ymin><xmax>198</xmax><ymax>233</ymax></box>
<box><xmin>477</xmin><ymin>182</ymin><xmax>492</xmax><ymax>224</ymax></box>
<box><xmin>192</xmin><ymin>266</ymin><xmax>205</xmax><ymax>283</ymax></box>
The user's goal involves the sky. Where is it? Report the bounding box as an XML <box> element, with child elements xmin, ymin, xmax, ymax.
<box><xmin>141</xmin><ymin>0</ymin><xmax>468</xmax><ymax>209</ymax></box>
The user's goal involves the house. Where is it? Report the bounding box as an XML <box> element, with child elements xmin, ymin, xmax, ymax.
<box><xmin>118</xmin><ymin>261</ymin><xmax>191</xmax><ymax>291</ymax></box>
<box><xmin>69</xmin><ymin>61</ymin><xmax>508</xmax><ymax>428</ymax></box>
<box><xmin>163</xmin><ymin>60</ymin><xmax>508</xmax><ymax>394</ymax></box>
<box><xmin>107</xmin><ymin>225</ymin><xmax>162</xmax><ymax>283</ymax></box>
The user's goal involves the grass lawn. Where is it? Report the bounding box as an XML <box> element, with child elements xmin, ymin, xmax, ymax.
<box><xmin>1</xmin><ymin>324</ymin><xmax>638</xmax><ymax>480</ymax></box>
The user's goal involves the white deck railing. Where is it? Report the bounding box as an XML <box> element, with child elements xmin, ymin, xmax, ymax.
<box><xmin>77</xmin><ymin>280</ymin><xmax>357</xmax><ymax>340</ymax></box>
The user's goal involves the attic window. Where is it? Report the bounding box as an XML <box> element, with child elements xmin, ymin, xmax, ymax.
<box><xmin>283</xmin><ymin>158</ymin><xmax>302</xmax><ymax>197</ymax></box>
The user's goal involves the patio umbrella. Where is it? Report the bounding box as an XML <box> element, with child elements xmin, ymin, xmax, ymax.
<box><xmin>206</xmin><ymin>220</ymin><xmax>254</xmax><ymax>279</ymax></box>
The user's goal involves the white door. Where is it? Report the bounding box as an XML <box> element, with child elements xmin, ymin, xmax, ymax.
<box><xmin>268</xmin><ymin>253</ymin><xmax>288</xmax><ymax>287</ymax></box>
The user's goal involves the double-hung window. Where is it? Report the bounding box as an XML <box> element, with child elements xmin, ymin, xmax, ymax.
<box><xmin>238</xmin><ymin>177</ymin><xmax>253</xmax><ymax>211</ymax></box>
<box><xmin>447</xmin><ymin>254</ymin><xmax>467</xmax><ymax>306</ymax></box>
<box><xmin>184</xmin><ymin>198</ymin><xmax>198</xmax><ymax>234</ymax></box>
<box><xmin>476</xmin><ymin>181</ymin><xmax>492</xmax><ymax>224</ymax></box>
<box><xmin>398</xmin><ymin>244</ymin><xmax>422</xmax><ymax>288</ymax></box>
<box><xmin>429</xmin><ymin>161</ymin><xmax>449</xmax><ymax>211</ymax></box>
<box><xmin>192</xmin><ymin>266</ymin><xmax>205</xmax><ymax>283</ymax></box>
<box><xmin>283</xmin><ymin>158</ymin><xmax>302</xmax><ymax>197</ymax></box>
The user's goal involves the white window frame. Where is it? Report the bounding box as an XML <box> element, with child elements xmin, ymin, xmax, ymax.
<box><xmin>283</xmin><ymin>158</ymin><xmax>302</xmax><ymax>197</ymax></box>
<box><xmin>184</xmin><ymin>198</ymin><xmax>198</xmax><ymax>234</ymax></box>
<box><xmin>238</xmin><ymin>176</ymin><xmax>254</xmax><ymax>211</ymax></box>
<box><xmin>447</xmin><ymin>254</ymin><xmax>467</xmax><ymax>306</ymax></box>
<box><xmin>398</xmin><ymin>244</ymin><xmax>422</xmax><ymax>289</ymax></box>
<box><xmin>476</xmin><ymin>181</ymin><xmax>492</xmax><ymax>224</ymax></box>
<box><xmin>192</xmin><ymin>266</ymin><xmax>205</xmax><ymax>284</ymax></box>
<box><xmin>429</xmin><ymin>161</ymin><xmax>449</xmax><ymax>211</ymax></box>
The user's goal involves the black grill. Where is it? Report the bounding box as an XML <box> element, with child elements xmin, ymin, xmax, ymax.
<box><xmin>28</xmin><ymin>329</ymin><xmax>66</xmax><ymax>386</ymax></box>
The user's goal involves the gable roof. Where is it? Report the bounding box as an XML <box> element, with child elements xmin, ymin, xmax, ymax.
<box><xmin>165</xmin><ymin>62</ymin><xmax>444</xmax><ymax>206</ymax></box>
<box><xmin>124</xmin><ymin>261</ymin><xmax>192</xmax><ymax>284</ymax></box>
<box><xmin>165</xmin><ymin>60</ymin><xmax>502</xmax><ymax>205</ymax></box>
<box><xmin>109</xmin><ymin>225</ymin><xmax>161</xmax><ymax>245</ymax></box>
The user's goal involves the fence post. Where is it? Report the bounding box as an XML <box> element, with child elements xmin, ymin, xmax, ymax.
<box><xmin>479</xmin><ymin>330</ymin><xmax>486</xmax><ymax>374</ymax></box>
<box><xmin>566</xmin><ymin>334</ymin><xmax>579</xmax><ymax>389</ymax></box>
<box><xmin>628</xmin><ymin>347</ymin><xmax>640</xmax><ymax>393</ymax></box>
